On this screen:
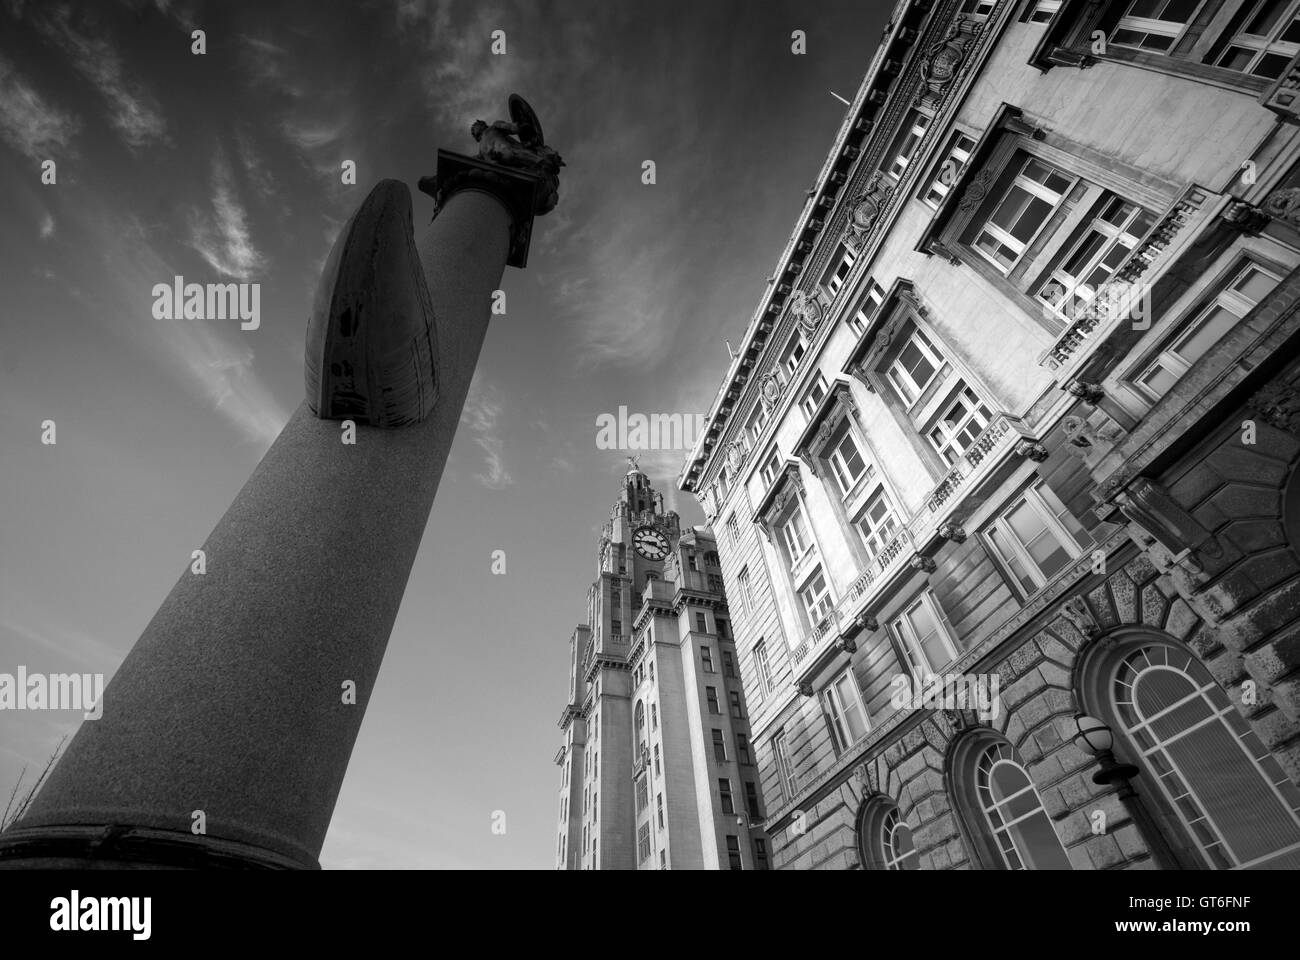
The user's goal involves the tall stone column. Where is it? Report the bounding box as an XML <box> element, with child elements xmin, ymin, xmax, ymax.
<box><xmin>0</xmin><ymin>98</ymin><xmax>563</xmax><ymax>869</ymax></box>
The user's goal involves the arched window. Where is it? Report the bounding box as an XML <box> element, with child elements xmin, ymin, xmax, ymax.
<box><xmin>856</xmin><ymin>798</ymin><xmax>920</xmax><ymax>870</ymax></box>
<box><xmin>976</xmin><ymin>743</ymin><xmax>1070</xmax><ymax>869</ymax></box>
<box><xmin>1109</xmin><ymin>640</ymin><xmax>1300</xmax><ymax>869</ymax></box>
<box><xmin>951</xmin><ymin>733</ymin><xmax>1070</xmax><ymax>870</ymax></box>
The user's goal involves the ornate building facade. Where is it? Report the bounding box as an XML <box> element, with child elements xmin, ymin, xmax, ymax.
<box><xmin>678</xmin><ymin>0</ymin><xmax>1300</xmax><ymax>871</ymax></box>
<box><xmin>555</xmin><ymin>466</ymin><xmax>770</xmax><ymax>869</ymax></box>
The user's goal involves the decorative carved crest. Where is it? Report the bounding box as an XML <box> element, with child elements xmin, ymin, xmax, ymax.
<box><xmin>759</xmin><ymin>371</ymin><xmax>784</xmax><ymax>410</ymax></box>
<box><xmin>845</xmin><ymin>172</ymin><xmax>894</xmax><ymax>248</ymax></box>
<box><xmin>789</xmin><ymin>289</ymin><xmax>825</xmax><ymax>333</ymax></box>
<box><xmin>957</xmin><ymin>168</ymin><xmax>996</xmax><ymax>212</ymax></box>
<box><xmin>917</xmin><ymin>21</ymin><xmax>973</xmax><ymax>108</ymax></box>
<box><xmin>814</xmin><ymin>418</ymin><xmax>836</xmax><ymax>451</ymax></box>
<box><xmin>854</xmin><ymin>763</ymin><xmax>871</xmax><ymax>787</ymax></box>
<box><xmin>726</xmin><ymin>439</ymin><xmax>746</xmax><ymax>472</ymax></box>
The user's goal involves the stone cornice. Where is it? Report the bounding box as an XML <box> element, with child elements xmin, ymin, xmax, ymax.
<box><xmin>678</xmin><ymin>0</ymin><xmax>954</xmax><ymax>495</ymax></box>
<box><xmin>557</xmin><ymin>704</ymin><xmax>578</xmax><ymax>730</ymax></box>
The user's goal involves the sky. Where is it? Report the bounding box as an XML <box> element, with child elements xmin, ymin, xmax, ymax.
<box><xmin>0</xmin><ymin>0</ymin><xmax>889</xmax><ymax>868</ymax></box>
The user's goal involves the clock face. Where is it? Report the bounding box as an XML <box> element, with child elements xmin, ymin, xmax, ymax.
<box><xmin>633</xmin><ymin>526</ymin><xmax>670</xmax><ymax>561</ymax></box>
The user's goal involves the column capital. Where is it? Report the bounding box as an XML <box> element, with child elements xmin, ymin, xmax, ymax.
<box><xmin>419</xmin><ymin>151</ymin><xmax>550</xmax><ymax>268</ymax></box>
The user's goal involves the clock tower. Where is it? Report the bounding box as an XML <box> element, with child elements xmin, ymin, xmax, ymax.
<box><xmin>554</xmin><ymin>464</ymin><xmax>770</xmax><ymax>870</ymax></box>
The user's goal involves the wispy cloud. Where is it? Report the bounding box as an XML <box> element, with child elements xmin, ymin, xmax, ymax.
<box><xmin>280</xmin><ymin>118</ymin><xmax>346</xmax><ymax>152</ymax></box>
<box><xmin>54</xmin><ymin>191</ymin><xmax>289</xmax><ymax>447</ymax></box>
<box><xmin>559</xmin><ymin>234</ymin><xmax>686</xmax><ymax>370</ymax></box>
<box><xmin>239</xmin><ymin>34</ymin><xmax>299</xmax><ymax>94</ymax></box>
<box><xmin>460</xmin><ymin>373</ymin><xmax>512</xmax><ymax>489</ymax></box>
<box><xmin>0</xmin><ymin>53</ymin><xmax>80</xmax><ymax>161</ymax></box>
<box><xmin>34</xmin><ymin>5</ymin><xmax>168</xmax><ymax>150</ymax></box>
<box><xmin>188</xmin><ymin>148</ymin><xmax>267</xmax><ymax>280</ymax></box>
<box><xmin>234</xmin><ymin>127</ymin><xmax>279</xmax><ymax>203</ymax></box>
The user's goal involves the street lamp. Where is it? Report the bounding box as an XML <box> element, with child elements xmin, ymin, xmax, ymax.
<box><xmin>1070</xmin><ymin>713</ymin><xmax>1180</xmax><ymax>869</ymax></box>
<box><xmin>1071</xmin><ymin>714</ymin><xmax>1140</xmax><ymax>785</ymax></box>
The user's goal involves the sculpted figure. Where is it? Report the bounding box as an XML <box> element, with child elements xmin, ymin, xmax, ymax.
<box><xmin>471</xmin><ymin>95</ymin><xmax>565</xmax><ymax>214</ymax></box>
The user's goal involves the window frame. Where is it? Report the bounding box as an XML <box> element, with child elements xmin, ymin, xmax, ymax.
<box><xmin>976</xmin><ymin>741</ymin><xmax>1072</xmax><ymax>870</ymax></box>
<box><xmin>885</xmin><ymin>325</ymin><xmax>945</xmax><ymax>408</ymax></box>
<box><xmin>922</xmin><ymin>130</ymin><xmax>978</xmax><ymax>210</ymax></box>
<box><xmin>822</xmin><ymin>242</ymin><xmax>858</xmax><ymax>299</ymax></box>
<box><xmin>1108</xmin><ymin>0</ymin><xmax>1205</xmax><ymax>51</ymax></box>
<box><xmin>780</xmin><ymin>330</ymin><xmax>809</xmax><ymax>380</ymax></box>
<box><xmin>754</xmin><ymin>640</ymin><xmax>774</xmax><ymax>698</ymax></box>
<box><xmin>972</xmin><ymin>155</ymin><xmax>1077</xmax><ymax>275</ymax></box>
<box><xmin>719</xmin><ymin>777</ymin><xmax>735</xmax><ymax>815</ymax></box>
<box><xmin>885</xmin><ymin>109</ymin><xmax>933</xmax><ymax>182</ymax></box>
<box><xmin>1128</xmin><ymin>260</ymin><xmax>1281</xmax><ymax>402</ymax></box>
<box><xmin>1207</xmin><ymin>0</ymin><xmax>1300</xmax><ymax>79</ymax></box>
<box><xmin>1034</xmin><ymin>195</ymin><xmax>1155</xmax><ymax>322</ymax></box>
<box><xmin>927</xmin><ymin>384</ymin><xmax>994</xmax><ymax>467</ymax></box>
<box><xmin>984</xmin><ymin>481</ymin><xmax>1091</xmax><ymax>594</ymax></box>
<box><xmin>798</xmin><ymin>565</ymin><xmax>835</xmax><ymax>628</ymax></box>
<box><xmin>848</xmin><ymin>279</ymin><xmax>886</xmax><ymax>337</ymax></box>
<box><xmin>855</xmin><ymin>486</ymin><xmax>902</xmax><ymax>562</ymax></box>
<box><xmin>822</xmin><ymin>666</ymin><xmax>870</xmax><ymax>752</ymax></box>
<box><xmin>800</xmin><ymin>373</ymin><xmax>829</xmax><ymax>419</ymax></box>
<box><xmin>772</xmin><ymin>729</ymin><xmax>797</xmax><ymax>803</ymax></box>
<box><xmin>890</xmin><ymin>591</ymin><xmax>959</xmax><ymax>679</ymax></box>
<box><xmin>827</xmin><ymin>426</ymin><xmax>872</xmax><ymax>497</ymax></box>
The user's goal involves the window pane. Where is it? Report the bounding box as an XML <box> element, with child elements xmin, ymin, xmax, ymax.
<box><xmin>989</xmin><ymin>527</ymin><xmax>1037</xmax><ymax>593</ymax></box>
<box><xmin>1009</xmin><ymin>196</ymin><xmax>1055</xmax><ymax>244</ymax></box>
<box><xmin>1174</xmin><ymin>305</ymin><xmax>1240</xmax><ymax>364</ymax></box>
<box><xmin>1246</xmin><ymin>0</ymin><xmax>1289</xmax><ymax>36</ymax></box>
<box><xmin>888</xmin><ymin>365</ymin><xmax>918</xmax><ymax>403</ymax></box>
<box><xmin>1008</xmin><ymin>500</ymin><xmax>1071</xmax><ymax>580</ymax></box>
<box><xmin>899</xmin><ymin>339</ymin><xmax>937</xmax><ymax>388</ymax></box>
<box><xmin>1233</xmin><ymin>266</ymin><xmax>1276</xmax><ymax>303</ymax></box>
<box><xmin>991</xmin><ymin>185</ymin><xmax>1033</xmax><ymax>230</ymax></box>
<box><xmin>835</xmin><ymin>674</ymin><xmax>868</xmax><ymax>741</ymax></box>
<box><xmin>1254</xmin><ymin>52</ymin><xmax>1292</xmax><ymax>78</ymax></box>
<box><xmin>1117</xmin><ymin>645</ymin><xmax>1300</xmax><ymax>868</ymax></box>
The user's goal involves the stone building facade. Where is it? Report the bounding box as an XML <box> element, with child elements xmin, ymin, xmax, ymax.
<box><xmin>677</xmin><ymin>0</ymin><xmax>1300</xmax><ymax>870</ymax></box>
<box><xmin>555</xmin><ymin>466</ymin><xmax>770</xmax><ymax>868</ymax></box>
